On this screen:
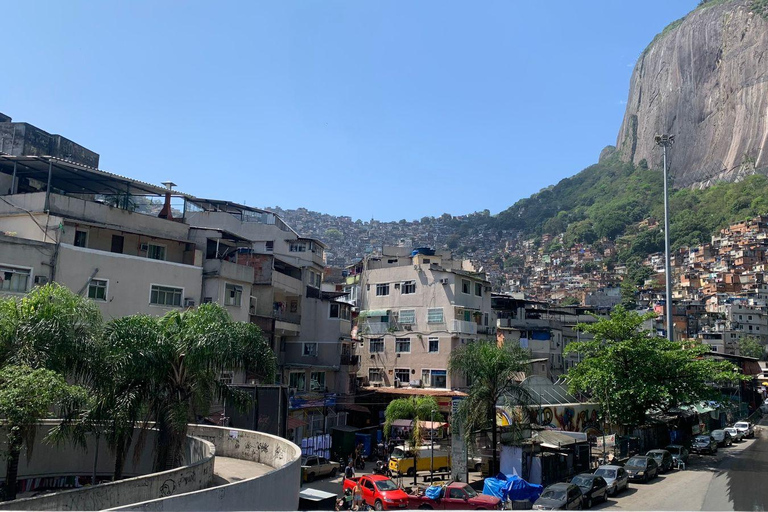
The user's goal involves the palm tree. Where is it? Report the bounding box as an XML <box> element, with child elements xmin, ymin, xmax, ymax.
<box><xmin>148</xmin><ymin>304</ymin><xmax>276</xmax><ymax>471</ymax></box>
<box><xmin>0</xmin><ymin>365</ymin><xmax>86</xmax><ymax>501</ymax></box>
<box><xmin>449</xmin><ymin>340</ymin><xmax>531</xmax><ymax>476</ymax></box>
<box><xmin>383</xmin><ymin>395</ymin><xmax>441</xmax><ymax>485</ymax></box>
<box><xmin>0</xmin><ymin>283</ymin><xmax>102</xmax><ymax>374</ymax></box>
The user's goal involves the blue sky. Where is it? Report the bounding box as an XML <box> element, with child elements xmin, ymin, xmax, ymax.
<box><xmin>3</xmin><ymin>1</ymin><xmax>697</xmax><ymax>222</ymax></box>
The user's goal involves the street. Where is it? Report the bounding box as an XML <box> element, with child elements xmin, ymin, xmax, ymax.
<box><xmin>596</xmin><ymin>418</ymin><xmax>768</xmax><ymax>511</ymax></box>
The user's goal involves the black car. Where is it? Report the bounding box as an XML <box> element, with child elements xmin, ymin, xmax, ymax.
<box><xmin>624</xmin><ymin>455</ymin><xmax>659</xmax><ymax>483</ymax></box>
<box><xmin>569</xmin><ymin>473</ymin><xmax>608</xmax><ymax>508</ymax></box>
<box><xmin>532</xmin><ymin>483</ymin><xmax>583</xmax><ymax>510</ymax></box>
<box><xmin>645</xmin><ymin>449</ymin><xmax>674</xmax><ymax>473</ymax></box>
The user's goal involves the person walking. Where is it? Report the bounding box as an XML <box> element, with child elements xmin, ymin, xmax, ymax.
<box><xmin>352</xmin><ymin>480</ymin><xmax>363</xmax><ymax>510</ymax></box>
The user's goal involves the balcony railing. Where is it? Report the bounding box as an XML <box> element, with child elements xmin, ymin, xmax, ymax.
<box><xmin>361</xmin><ymin>321</ymin><xmax>391</xmax><ymax>335</ymax></box>
<box><xmin>274</xmin><ymin>311</ymin><xmax>301</xmax><ymax>325</ymax></box>
<box><xmin>451</xmin><ymin>320</ymin><xmax>477</xmax><ymax>335</ymax></box>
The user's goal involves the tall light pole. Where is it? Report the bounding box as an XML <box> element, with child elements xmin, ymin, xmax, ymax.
<box><xmin>655</xmin><ymin>134</ymin><xmax>675</xmax><ymax>342</ymax></box>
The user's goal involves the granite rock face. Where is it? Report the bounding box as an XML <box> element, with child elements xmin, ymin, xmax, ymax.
<box><xmin>616</xmin><ymin>0</ymin><xmax>768</xmax><ymax>187</ymax></box>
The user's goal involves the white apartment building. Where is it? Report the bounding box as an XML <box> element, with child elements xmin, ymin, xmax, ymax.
<box><xmin>0</xmin><ymin>155</ymin><xmax>203</xmax><ymax>319</ymax></box>
<box><xmin>356</xmin><ymin>246</ymin><xmax>493</xmax><ymax>391</ymax></box>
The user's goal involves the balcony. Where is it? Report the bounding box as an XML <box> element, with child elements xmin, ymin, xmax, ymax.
<box><xmin>203</xmin><ymin>259</ymin><xmax>254</xmax><ymax>283</ymax></box>
<box><xmin>477</xmin><ymin>325</ymin><xmax>494</xmax><ymax>335</ymax></box>
<box><xmin>361</xmin><ymin>321</ymin><xmax>391</xmax><ymax>335</ymax></box>
<box><xmin>451</xmin><ymin>320</ymin><xmax>477</xmax><ymax>335</ymax></box>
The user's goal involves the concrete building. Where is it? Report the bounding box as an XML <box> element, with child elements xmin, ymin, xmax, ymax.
<box><xmin>356</xmin><ymin>246</ymin><xmax>493</xmax><ymax>391</ymax></box>
<box><xmin>0</xmin><ymin>155</ymin><xmax>203</xmax><ymax>319</ymax></box>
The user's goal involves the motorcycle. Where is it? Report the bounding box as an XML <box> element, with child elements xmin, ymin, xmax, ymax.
<box><xmin>355</xmin><ymin>457</ymin><xmax>366</xmax><ymax>470</ymax></box>
<box><xmin>373</xmin><ymin>460</ymin><xmax>387</xmax><ymax>475</ymax></box>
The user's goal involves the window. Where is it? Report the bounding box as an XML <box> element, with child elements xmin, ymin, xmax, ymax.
<box><xmin>219</xmin><ymin>371</ymin><xmax>234</xmax><ymax>385</ymax></box>
<box><xmin>224</xmin><ymin>283</ymin><xmax>242</xmax><ymax>306</ymax></box>
<box><xmin>402</xmin><ymin>280</ymin><xmax>416</xmax><ymax>294</ymax></box>
<box><xmin>74</xmin><ymin>230</ymin><xmax>88</xmax><ymax>248</ymax></box>
<box><xmin>147</xmin><ymin>244</ymin><xmax>166</xmax><ymax>261</ymax></box>
<box><xmin>428</xmin><ymin>337</ymin><xmax>439</xmax><ymax>353</ymax></box>
<box><xmin>370</xmin><ymin>338</ymin><xmax>384</xmax><ymax>353</ymax></box>
<box><xmin>422</xmin><ymin>369</ymin><xmax>447</xmax><ymax>388</ymax></box>
<box><xmin>150</xmin><ymin>285</ymin><xmax>182</xmax><ymax>306</ymax></box>
<box><xmin>290</xmin><ymin>242</ymin><xmax>306</xmax><ymax>252</ymax></box>
<box><xmin>484</xmin><ymin>313</ymin><xmax>489</xmax><ymax>326</ymax></box>
<box><xmin>289</xmin><ymin>372</ymin><xmax>306</xmax><ymax>391</ymax></box>
<box><xmin>303</xmin><ymin>342</ymin><xmax>318</xmax><ymax>356</ymax></box>
<box><xmin>427</xmin><ymin>308</ymin><xmax>444</xmax><ymax>323</ymax></box>
<box><xmin>0</xmin><ymin>265</ymin><xmax>30</xmax><ymax>293</ymax></box>
<box><xmin>399</xmin><ymin>309</ymin><xmax>415</xmax><ymax>324</ymax></box>
<box><xmin>475</xmin><ymin>283</ymin><xmax>482</xmax><ymax>296</ymax></box>
<box><xmin>310</xmin><ymin>371</ymin><xmax>326</xmax><ymax>392</ymax></box>
<box><xmin>376</xmin><ymin>283</ymin><xmax>390</xmax><ymax>296</ymax></box>
<box><xmin>330</xmin><ymin>303</ymin><xmax>340</xmax><ymax>318</ymax></box>
<box><xmin>111</xmin><ymin>235</ymin><xmax>124</xmax><ymax>254</ymax></box>
<box><xmin>266</xmin><ymin>241</ymin><xmax>274</xmax><ymax>251</ymax></box>
<box><xmin>340</xmin><ymin>304</ymin><xmax>351</xmax><ymax>320</ymax></box>
<box><xmin>394</xmin><ymin>368</ymin><xmax>410</xmax><ymax>384</ymax></box>
<box><xmin>369</xmin><ymin>368</ymin><xmax>383</xmax><ymax>382</ymax></box>
<box><xmin>88</xmin><ymin>279</ymin><xmax>108</xmax><ymax>301</ymax></box>
<box><xmin>462</xmin><ymin>279</ymin><xmax>471</xmax><ymax>294</ymax></box>
<box><xmin>395</xmin><ymin>337</ymin><xmax>411</xmax><ymax>353</ymax></box>
<box><xmin>315</xmin><ymin>272</ymin><xmax>322</xmax><ymax>288</ymax></box>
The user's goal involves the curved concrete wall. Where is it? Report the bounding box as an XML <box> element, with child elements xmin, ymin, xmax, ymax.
<box><xmin>0</xmin><ymin>423</ymin><xmax>215</xmax><ymax>511</ymax></box>
<box><xmin>112</xmin><ymin>425</ymin><xmax>302</xmax><ymax>511</ymax></box>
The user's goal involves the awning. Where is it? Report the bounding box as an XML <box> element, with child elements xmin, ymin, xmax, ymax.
<box><xmin>338</xmin><ymin>403</ymin><xmax>370</xmax><ymax>414</ymax></box>
<box><xmin>360</xmin><ymin>309</ymin><xmax>389</xmax><ymax>317</ymax></box>
<box><xmin>391</xmin><ymin>419</ymin><xmax>414</xmax><ymax>428</ymax></box>
<box><xmin>418</xmin><ymin>421</ymin><xmax>448</xmax><ymax>430</ymax></box>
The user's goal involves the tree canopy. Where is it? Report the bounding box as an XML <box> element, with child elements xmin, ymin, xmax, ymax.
<box><xmin>564</xmin><ymin>307</ymin><xmax>747</xmax><ymax>431</ymax></box>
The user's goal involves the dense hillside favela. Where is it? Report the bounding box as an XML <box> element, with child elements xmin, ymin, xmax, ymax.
<box><xmin>3</xmin><ymin>1</ymin><xmax>768</xmax><ymax>510</ymax></box>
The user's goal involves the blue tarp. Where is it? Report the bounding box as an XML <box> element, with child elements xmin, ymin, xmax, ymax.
<box><xmin>424</xmin><ymin>486</ymin><xmax>444</xmax><ymax>500</ymax></box>
<box><xmin>482</xmin><ymin>474</ymin><xmax>543</xmax><ymax>502</ymax></box>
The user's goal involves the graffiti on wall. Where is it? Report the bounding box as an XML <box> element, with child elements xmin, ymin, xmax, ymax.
<box><xmin>527</xmin><ymin>405</ymin><xmax>603</xmax><ymax>438</ymax></box>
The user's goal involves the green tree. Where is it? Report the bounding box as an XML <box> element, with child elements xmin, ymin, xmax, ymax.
<box><xmin>565</xmin><ymin>307</ymin><xmax>747</xmax><ymax>432</ymax></box>
<box><xmin>148</xmin><ymin>304</ymin><xmax>276</xmax><ymax>471</ymax></box>
<box><xmin>0</xmin><ymin>283</ymin><xmax>102</xmax><ymax>375</ymax></box>
<box><xmin>0</xmin><ymin>366</ymin><xmax>86</xmax><ymax>501</ymax></box>
<box><xmin>383</xmin><ymin>396</ymin><xmax>441</xmax><ymax>483</ymax></box>
<box><xmin>449</xmin><ymin>341</ymin><xmax>531</xmax><ymax>474</ymax></box>
<box><xmin>561</xmin><ymin>296</ymin><xmax>580</xmax><ymax>306</ymax></box>
<box><xmin>738</xmin><ymin>336</ymin><xmax>764</xmax><ymax>359</ymax></box>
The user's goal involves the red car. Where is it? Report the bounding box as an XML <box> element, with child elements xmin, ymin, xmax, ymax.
<box><xmin>408</xmin><ymin>482</ymin><xmax>501</xmax><ymax>510</ymax></box>
<box><xmin>343</xmin><ymin>475</ymin><xmax>410</xmax><ymax>510</ymax></box>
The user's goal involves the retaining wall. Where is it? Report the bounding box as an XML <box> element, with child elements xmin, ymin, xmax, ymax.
<box><xmin>112</xmin><ymin>425</ymin><xmax>301</xmax><ymax>511</ymax></box>
<box><xmin>0</xmin><ymin>423</ymin><xmax>215</xmax><ymax>511</ymax></box>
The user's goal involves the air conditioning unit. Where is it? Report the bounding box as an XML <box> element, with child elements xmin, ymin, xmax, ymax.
<box><xmin>409</xmin><ymin>379</ymin><xmax>422</xmax><ymax>388</ymax></box>
<box><xmin>34</xmin><ymin>275</ymin><xmax>48</xmax><ymax>285</ymax></box>
<box><xmin>371</xmin><ymin>381</ymin><xmax>383</xmax><ymax>388</ymax></box>
<box><xmin>139</xmin><ymin>243</ymin><xmax>149</xmax><ymax>252</ymax></box>
<box><xmin>202</xmin><ymin>297</ymin><xmax>213</xmax><ymax>304</ymax></box>
<box><xmin>402</xmin><ymin>324</ymin><xmax>412</xmax><ymax>331</ymax></box>
<box><xmin>184</xmin><ymin>298</ymin><xmax>196</xmax><ymax>307</ymax></box>
<box><xmin>439</xmin><ymin>278</ymin><xmax>449</xmax><ymax>285</ymax></box>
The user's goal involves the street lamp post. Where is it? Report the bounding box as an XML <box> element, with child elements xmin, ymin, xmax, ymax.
<box><xmin>655</xmin><ymin>134</ymin><xmax>675</xmax><ymax>342</ymax></box>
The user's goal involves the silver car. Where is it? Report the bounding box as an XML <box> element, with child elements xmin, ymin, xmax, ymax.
<box><xmin>593</xmin><ymin>465</ymin><xmax>629</xmax><ymax>496</ymax></box>
<box><xmin>724</xmin><ymin>426</ymin><xmax>744</xmax><ymax>442</ymax></box>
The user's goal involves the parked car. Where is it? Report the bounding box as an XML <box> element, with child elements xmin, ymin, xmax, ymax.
<box><xmin>593</xmin><ymin>465</ymin><xmax>629</xmax><ymax>496</ymax></box>
<box><xmin>343</xmin><ymin>475</ymin><xmax>410</xmax><ymax>510</ymax></box>
<box><xmin>691</xmin><ymin>434</ymin><xmax>718</xmax><ymax>454</ymax></box>
<box><xmin>532</xmin><ymin>483</ymin><xmax>583</xmax><ymax>510</ymax></box>
<box><xmin>407</xmin><ymin>481</ymin><xmax>500</xmax><ymax>510</ymax></box>
<box><xmin>301</xmin><ymin>455</ymin><xmax>340</xmax><ymax>482</ymax></box>
<box><xmin>734</xmin><ymin>421</ymin><xmax>755</xmax><ymax>439</ymax></box>
<box><xmin>569</xmin><ymin>473</ymin><xmax>608</xmax><ymax>508</ymax></box>
<box><xmin>711</xmin><ymin>429</ymin><xmax>733</xmax><ymax>447</ymax></box>
<box><xmin>724</xmin><ymin>427</ymin><xmax>745</xmax><ymax>442</ymax></box>
<box><xmin>664</xmin><ymin>445</ymin><xmax>689</xmax><ymax>466</ymax></box>
<box><xmin>645</xmin><ymin>449</ymin><xmax>674</xmax><ymax>473</ymax></box>
<box><xmin>624</xmin><ymin>456</ymin><xmax>659</xmax><ymax>483</ymax></box>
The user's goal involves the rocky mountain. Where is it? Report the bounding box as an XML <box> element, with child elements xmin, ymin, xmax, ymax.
<box><xmin>616</xmin><ymin>0</ymin><xmax>768</xmax><ymax>187</ymax></box>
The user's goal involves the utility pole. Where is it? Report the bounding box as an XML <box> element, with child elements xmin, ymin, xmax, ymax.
<box><xmin>655</xmin><ymin>134</ymin><xmax>675</xmax><ymax>342</ymax></box>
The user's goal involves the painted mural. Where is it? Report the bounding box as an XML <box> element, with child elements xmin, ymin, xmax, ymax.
<box><xmin>530</xmin><ymin>404</ymin><xmax>603</xmax><ymax>439</ymax></box>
